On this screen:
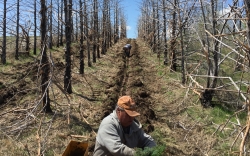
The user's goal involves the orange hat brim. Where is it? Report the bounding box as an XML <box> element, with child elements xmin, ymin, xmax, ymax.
<box><xmin>125</xmin><ymin>109</ymin><xmax>140</xmax><ymax>117</ymax></box>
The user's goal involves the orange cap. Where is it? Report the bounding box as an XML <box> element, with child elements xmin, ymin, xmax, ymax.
<box><xmin>117</xmin><ymin>96</ymin><xmax>140</xmax><ymax>117</ymax></box>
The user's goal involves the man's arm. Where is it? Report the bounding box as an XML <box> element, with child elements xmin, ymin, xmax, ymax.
<box><xmin>97</xmin><ymin>123</ymin><xmax>135</xmax><ymax>156</ymax></box>
<box><xmin>137</xmin><ymin>129</ymin><xmax>156</xmax><ymax>148</ymax></box>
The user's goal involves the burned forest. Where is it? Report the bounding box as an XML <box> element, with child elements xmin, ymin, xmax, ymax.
<box><xmin>0</xmin><ymin>0</ymin><xmax>250</xmax><ymax>155</ymax></box>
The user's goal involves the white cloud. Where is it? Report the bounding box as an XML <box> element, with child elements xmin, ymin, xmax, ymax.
<box><xmin>218</xmin><ymin>7</ymin><xmax>231</xmax><ymax>16</ymax></box>
<box><xmin>126</xmin><ymin>26</ymin><xmax>131</xmax><ymax>31</ymax></box>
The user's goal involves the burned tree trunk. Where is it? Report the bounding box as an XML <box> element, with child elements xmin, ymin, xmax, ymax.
<box><xmin>163</xmin><ymin>0</ymin><xmax>168</xmax><ymax>65</ymax></box>
<box><xmin>92</xmin><ymin>0</ymin><xmax>97</xmax><ymax>63</ymax></box>
<box><xmin>56</xmin><ymin>0</ymin><xmax>60</xmax><ymax>47</ymax></box>
<box><xmin>60</xmin><ymin>1</ymin><xmax>64</xmax><ymax>46</ymax></box>
<box><xmin>40</xmin><ymin>0</ymin><xmax>52</xmax><ymax>113</ymax></box>
<box><xmin>15</xmin><ymin>0</ymin><xmax>20</xmax><ymax>60</ymax></box>
<box><xmin>48</xmin><ymin>0</ymin><xmax>53</xmax><ymax>49</ymax></box>
<box><xmin>64</xmin><ymin>0</ymin><xmax>72</xmax><ymax>93</ymax></box>
<box><xmin>170</xmin><ymin>0</ymin><xmax>177</xmax><ymax>71</ymax></box>
<box><xmin>79</xmin><ymin>0</ymin><xmax>84</xmax><ymax>74</ymax></box>
<box><xmin>33</xmin><ymin>0</ymin><xmax>37</xmax><ymax>55</ymax></box>
<box><xmin>1</xmin><ymin>0</ymin><xmax>7</xmax><ymax>64</ymax></box>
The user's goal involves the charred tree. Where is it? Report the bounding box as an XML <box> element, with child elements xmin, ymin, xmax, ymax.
<box><xmin>79</xmin><ymin>0</ymin><xmax>84</xmax><ymax>74</ymax></box>
<box><xmin>2</xmin><ymin>0</ymin><xmax>7</xmax><ymax>64</ymax></box>
<box><xmin>101</xmin><ymin>0</ymin><xmax>108</xmax><ymax>54</ymax></box>
<box><xmin>170</xmin><ymin>0</ymin><xmax>177</xmax><ymax>71</ymax></box>
<box><xmin>152</xmin><ymin>0</ymin><xmax>156</xmax><ymax>52</ymax></box>
<box><xmin>178</xmin><ymin>1</ymin><xmax>185</xmax><ymax>84</ymax></box>
<box><xmin>114</xmin><ymin>1</ymin><xmax>119</xmax><ymax>43</ymax></box>
<box><xmin>34</xmin><ymin>0</ymin><xmax>37</xmax><ymax>55</ymax></box>
<box><xmin>57</xmin><ymin>0</ymin><xmax>60</xmax><ymax>47</ymax></box>
<box><xmin>15</xmin><ymin>0</ymin><xmax>20</xmax><ymax>60</ymax></box>
<box><xmin>92</xmin><ymin>0</ymin><xmax>97</xmax><ymax>63</ymax></box>
<box><xmin>84</xmin><ymin>0</ymin><xmax>91</xmax><ymax>67</ymax></box>
<box><xmin>49</xmin><ymin>0</ymin><xmax>53</xmax><ymax>49</ymax></box>
<box><xmin>60</xmin><ymin>1</ymin><xmax>64</xmax><ymax>46</ymax></box>
<box><xmin>163</xmin><ymin>0</ymin><xmax>168</xmax><ymax>65</ymax></box>
<box><xmin>156</xmin><ymin>1</ymin><xmax>160</xmax><ymax>56</ymax></box>
<box><xmin>40</xmin><ymin>0</ymin><xmax>52</xmax><ymax>113</ymax></box>
<box><xmin>95</xmin><ymin>0</ymin><xmax>100</xmax><ymax>58</ymax></box>
<box><xmin>64</xmin><ymin>0</ymin><xmax>72</xmax><ymax>93</ymax></box>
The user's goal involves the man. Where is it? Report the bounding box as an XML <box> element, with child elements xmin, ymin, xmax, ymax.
<box><xmin>93</xmin><ymin>95</ymin><xmax>156</xmax><ymax>156</ymax></box>
<box><xmin>123</xmin><ymin>44</ymin><xmax>132</xmax><ymax>57</ymax></box>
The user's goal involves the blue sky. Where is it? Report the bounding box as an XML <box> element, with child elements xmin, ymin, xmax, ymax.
<box><xmin>120</xmin><ymin>0</ymin><xmax>141</xmax><ymax>39</ymax></box>
<box><xmin>120</xmin><ymin>0</ymin><xmax>237</xmax><ymax>39</ymax></box>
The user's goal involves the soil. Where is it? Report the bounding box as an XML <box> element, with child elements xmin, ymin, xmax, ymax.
<box><xmin>0</xmin><ymin>39</ymin><xmax>218</xmax><ymax>155</ymax></box>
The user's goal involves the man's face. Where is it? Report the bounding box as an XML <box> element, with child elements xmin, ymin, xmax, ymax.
<box><xmin>117</xmin><ymin>109</ymin><xmax>134</xmax><ymax>127</ymax></box>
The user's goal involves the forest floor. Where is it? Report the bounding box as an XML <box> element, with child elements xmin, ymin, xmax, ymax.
<box><xmin>0</xmin><ymin>39</ymin><xmax>242</xmax><ymax>156</ymax></box>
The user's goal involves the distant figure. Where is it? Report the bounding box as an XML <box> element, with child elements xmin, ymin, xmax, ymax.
<box><xmin>123</xmin><ymin>44</ymin><xmax>132</xmax><ymax>57</ymax></box>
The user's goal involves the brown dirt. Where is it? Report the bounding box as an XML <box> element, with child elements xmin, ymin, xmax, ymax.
<box><xmin>0</xmin><ymin>39</ymin><xmax>219</xmax><ymax>155</ymax></box>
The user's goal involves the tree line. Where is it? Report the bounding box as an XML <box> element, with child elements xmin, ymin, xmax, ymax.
<box><xmin>0</xmin><ymin>0</ymin><xmax>127</xmax><ymax>113</ymax></box>
<box><xmin>137</xmin><ymin>0</ymin><xmax>250</xmax><ymax>108</ymax></box>
<box><xmin>137</xmin><ymin>1</ymin><xmax>250</xmax><ymax>154</ymax></box>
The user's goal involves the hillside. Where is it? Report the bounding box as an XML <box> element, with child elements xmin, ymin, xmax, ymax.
<box><xmin>0</xmin><ymin>39</ymin><xmax>246</xmax><ymax>155</ymax></box>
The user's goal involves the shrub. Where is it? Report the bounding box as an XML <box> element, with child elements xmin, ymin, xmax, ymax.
<box><xmin>134</xmin><ymin>145</ymin><xmax>165</xmax><ymax>156</ymax></box>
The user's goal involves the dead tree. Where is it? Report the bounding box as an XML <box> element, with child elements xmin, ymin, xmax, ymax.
<box><xmin>84</xmin><ymin>0</ymin><xmax>91</xmax><ymax>67</ymax></box>
<box><xmin>40</xmin><ymin>0</ymin><xmax>52</xmax><ymax>113</ymax></box>
<box><xmin>56</xmin><ymin>0</ymin><xmax>60</xmax><ymax>47</ymax></box>
<box><xmin>79</xmin><ymin>0</ymin><xmax>84</xmax><ymax>74</ymax></box>
<box><xmin>48</xmin><ymin>0</ymin><xmax>53</xmax><ymax>49</ymax></box>
<box><xmin>33</xmin><ymin>0</ymin><xmax>37</xmax><ymax>55</ymax></box>
<box><xmin>64</xmin><ymin>0</ymin><xmax>72</xmax><ymax>94</ymax></box>
<box><xmin>163</xmin><ymin>0</ymin><xmax>168</xmax><ymax>65</ymax></box>
<box><xmin>20</xmin><ymin>24</ymin><xmax>31</xmax><ymax>53</ymax></box>
<box><xmin>170</xmin><ymin>0</ymin><xmax>177</xmax><ymax>71</ymax></box>
<box><xmin>15</xmin><ymin>0</ymin><xmax>20</xmax><ymax>60</ymax></box>
<box><xmin>114</xmin><ymin>1</ymin><xmax>119</xmax><ymax>44</ymax></box>
<box><xmin>93</xmin><ymin>0</ymin><xmax>98</xmax><ymax>63</ymax></box>
<box><xmin>2</xmin><ymin>0</ymin><xmax>7</xmax><ymax>64</ymax></box>
<box><xmin>60</xmin><ymin>1</ymin><xmax>64</xmax><ymax>46</ymax></box>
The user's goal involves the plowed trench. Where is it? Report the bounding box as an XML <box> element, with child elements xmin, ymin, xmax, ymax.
<box><xmin>99</xmin><ymin>39</ymin><xmax>156</xmax><ymax>133</ymax></box>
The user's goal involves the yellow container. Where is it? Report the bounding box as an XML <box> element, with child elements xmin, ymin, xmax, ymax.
<box><xmin>62</xmin><ymin>140</ymin><xmax>89</xmax><ymax>156</ymax></box>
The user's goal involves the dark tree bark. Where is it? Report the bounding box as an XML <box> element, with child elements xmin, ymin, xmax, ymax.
<box><xmin>101</xmin><ymin>0</ymin><xmax>108</xmax><ymax>54</ymax></box>
<box><xmin>92</xmin><ymin>0</ymin><xmax>97</xmax><ymax>63</ymax></box>
<box><xmin>33</xmin><ymin>0</ymin><xmax>37</xmax><ymax>55</ymax></box>
<box><xmin>107</xmin><ymin>2</ymin><xmax>112</xmax><ymax>48</ymax></box>
<box><xmin>170</xmin><ymin>0</ymin><xmax>177</xmax><ymax>71</ymax></box>
<box><xmin>114</xmin><ymin>1</ymin><xmax>119</xmax><ymax>43</ymax></box>
<box><xmin>96</xmin><ymin>0</ymin><xmax>100</xmax><ymax>58</ymax></box>
<box><xmin>152</xmin><ymin>0</ymin><xmax>156</xmax><ymax>52</ymax></box>
<box><xmin>156</xmin><ymin>1</ymin><xmax>160</xmax><ymax>56</ymax></box>
<box><xmin>40</xmin><ymin>0</ymin><xmax>52</xmax><ymax>113</ymax></box>
<box><xmin>1</xmin><ymin>0</ymin><xmax>7</xmax><ymax>64</ymax></box>
<box><xmin>57</xmin><ymin>0</ymin><xmax>60</xmax><ymax>47</ymax></box>
<box><xmin>84</xmin><ymin>0</ymin><xmax>91</xmax><ymax>67</ymax></box>
<box><xmin>64</xmin><ymin>0</ymin><xmax>72</xmax><ymax>93</ymax></box>
<box><xmin>60</xmin><ymin>1</ymin><xmax>64</xmax><ymax>46</ymax></box>
<box><xmin>49</xmin><ymin>0</ymin><xmax>53</xmax><ymax>49</ymax></box>
<box><xmin>163</xmin><ymin>0</ymin><xmax>168</xmax><ymax>65</ymax></box>
<box><xmin>211</xmin><ymin>0</ymin><xmax>219</xmax><ymax>88</ymax></box>
<box><xmin>15</xmin><ymin>0</ymin><xmax>20</xmax><ymax>60</ymax></box>
<box><xmin>79</xmin><ymin>0</ymin><xmax>84</xmax><ymax>74</ymax></box>
<box><xmin>178</xmin><ymin>1</ymin><xmax>185</xmax><ymax>84</ymax></box>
